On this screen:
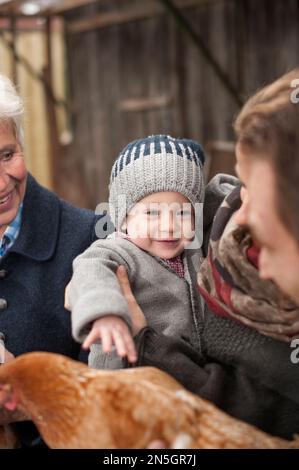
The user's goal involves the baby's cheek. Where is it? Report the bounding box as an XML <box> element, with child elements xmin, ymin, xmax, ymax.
<box><xmin>180</xmin><ymin>220</ymin><xmax>195</xmax><ymax>239</ymax></box>
<box><xmin>127</xmin><ymin>223</ymin><xmax>148</xmax><ymax>239</ymax></box>
<box><xmin>129</xmin><ymin>237</ymin><xmax>152</xmax><ymax>252</ymax></box>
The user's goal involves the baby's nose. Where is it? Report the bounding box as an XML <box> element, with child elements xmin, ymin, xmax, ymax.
<box><xmin>159</xmin><ymin>212</ymin><xmax>174</xmax><ymax>232</ymax></box>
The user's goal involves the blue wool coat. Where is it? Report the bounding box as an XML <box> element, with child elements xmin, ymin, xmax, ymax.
<box><xmin>0</xmin><ymin>173</ymin><xmax>98</xmax><ymax>358</ymax></box>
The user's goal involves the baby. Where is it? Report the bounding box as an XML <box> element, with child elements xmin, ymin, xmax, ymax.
<box><xmin>66</xmin><ymin>135</ymin><xmax>206</xmax><ymax>369</ymax></box>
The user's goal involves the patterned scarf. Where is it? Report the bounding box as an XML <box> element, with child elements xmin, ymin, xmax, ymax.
<box><xmin>198</xmin><ymin>186</ymin><xmax>299</xmax><ymax>342</ymax></box>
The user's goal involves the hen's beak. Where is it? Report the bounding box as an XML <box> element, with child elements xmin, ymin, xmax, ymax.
<box><xmin>0</xmin><ymin>384</ymin><xmax>18</xmax><ymax>411</ymax></box>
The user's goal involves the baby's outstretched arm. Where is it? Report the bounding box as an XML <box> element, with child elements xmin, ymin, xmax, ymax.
<box><xmin>82</xmin><ymin>316</ymin><xmax>137</xmax><ymax>364</ymax></box>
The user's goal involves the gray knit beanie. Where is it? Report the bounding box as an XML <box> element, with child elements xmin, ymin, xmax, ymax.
<box><xmin>109</xmin><ymin>134</ymin><xmax>205</xmax><ymax>230</ymax></box>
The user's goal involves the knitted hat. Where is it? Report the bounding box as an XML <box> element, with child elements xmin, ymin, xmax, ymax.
<box><xmin>109</xmin><ymin>134</ymin><xmax>205</xmax><ymax>230</ymax></box>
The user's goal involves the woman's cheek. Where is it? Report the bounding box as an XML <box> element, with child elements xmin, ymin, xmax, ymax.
<box><xmin>13</xmin><ymin>153</ymin><xmax>27</xmax><ymax>178</ymax></box>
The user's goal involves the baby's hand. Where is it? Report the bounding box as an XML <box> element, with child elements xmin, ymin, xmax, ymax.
<box><xmin>82</xmin><ymin>316</ymin><xmax>137</xmax><ymax>363</ymax></box>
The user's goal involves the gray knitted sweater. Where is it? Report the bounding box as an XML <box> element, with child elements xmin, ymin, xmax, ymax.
<box><xmin>68</xmin><ymin>236</ymin><xmax>203</xmax><ymax>369</ymax></box>
<box><xmin>67</xmin><ymin>173</ymin><xmax>238</xmax><ymax>370</ymax></box>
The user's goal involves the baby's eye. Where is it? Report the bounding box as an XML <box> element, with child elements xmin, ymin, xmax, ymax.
<box><xmin>178</xmin><ymin>209</ymin><xmax>192</xmax><ymax>217</ymax></box>
<box><xmin>146</xmin><ymin>209</ymin><xmax>160</xmax><ymax>216</ymax></box>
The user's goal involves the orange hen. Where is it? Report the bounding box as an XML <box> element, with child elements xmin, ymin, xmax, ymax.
<box><xmin>0</xmin><ymin>352</ymin><xmax>298</xmax><ymax>449</ymax></box>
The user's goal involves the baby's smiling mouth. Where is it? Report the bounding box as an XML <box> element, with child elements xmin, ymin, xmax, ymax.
<box><xmin>152</xmin><ymin>239</ymin><xmax>180</xmax><ymax>245</ymax></box>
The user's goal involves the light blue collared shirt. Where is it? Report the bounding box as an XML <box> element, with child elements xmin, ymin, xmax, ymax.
<box><xmin>0</xmin><ymin>203</ymin><xmax>23</xmax><ymax>258</ymax></box>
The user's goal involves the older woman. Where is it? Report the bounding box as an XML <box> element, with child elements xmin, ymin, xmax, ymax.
<box><xmin>0</xmin><ymin>75</ymin><xmax>101</xmax><ymax>443</ymax></box>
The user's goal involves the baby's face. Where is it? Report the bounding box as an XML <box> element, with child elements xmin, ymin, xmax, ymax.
<box><xmin>125</xmin><ymin>191</ymin><xmax>195</xmax><ymax>259</ymax></box>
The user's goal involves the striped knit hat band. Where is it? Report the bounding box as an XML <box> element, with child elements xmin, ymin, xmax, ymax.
<box><xmin>109</xmin><ymin>135</ymin><xmax>205</xmax><ymax>230</ymax></box>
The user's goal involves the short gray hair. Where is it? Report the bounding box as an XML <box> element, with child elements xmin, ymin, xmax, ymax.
<box><xmin>0</xmin><ymin>74</ymin><xmax>24</xmax><ymax>147</ymax></box>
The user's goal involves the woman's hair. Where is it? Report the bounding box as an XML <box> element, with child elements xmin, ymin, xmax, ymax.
<box><xmin>0</xmin><ymin>74</ymin><xmax>24</xmax><ymax>148</ymax></box>
<box><xmin>234</xmin><ymin>69</ymin><xmax>299</xmax><ymax>243</ymax></box>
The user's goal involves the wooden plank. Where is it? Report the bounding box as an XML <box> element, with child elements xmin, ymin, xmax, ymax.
<box><xmin>67</xmin><ymin>0</ymin><xmax>227</xmax><ymax>34</ymax></box>
<box><xmin>0</xmin><ymin>0</ymin><xmax>222</xmax><ymax>16</ymax></box>
<box><xmin>117</xmin><ymin>18</ymin><xmax>149</xmax><ymax>150</ymax></box>
<box><xmin>0</xmin><ymin>30</ymin><xmax>15</xmax><ymax>77</ymax></box>
<box><xmin>70</xmin><ymin>30</ymin><xmax>96</xmax><ymax>207</ymax></box>
<box><xmin>205</xmin><ymin>0</ymin><xmax>239</xmax><ymax>139</ymax></box>
<box><xmin>63</xmin><ymin>31</ymin><xmax>93</xmax><ymax>207</ymax></box>
<box><xmin>9</xmin><ymin>14</ymin><xmax>17</xmax><ymax>82</ymax></box>
<box><xmin>51</xmin><ymin>0</ymin><xmax>101</xmax><ymax>14</ymax></box>
<box><xmin>44</xmin><ymin>16</ymin><xmax>59</xmax><ymax>191</ymax></box>
<box><xmin>168</xmin><ymin>15</ymin><xmax>184</xmax><ymax>136</ymax></box>
<box><xmin>0</xmin><ymin>0</ymin><xmax>99</xmax><ymax>15</ymax></box>
<box><xmin>95</xmin><ymin>23</ymin><xmax>124</xmax><ymax>205</ymax></box>
<box><xmin>179</xmin><ymin>3</ymin><xmax>213</xmax><ymax>143</ymax></box>
<box><xmin>138</xmin><ymin>14</ymin><xmax>173</xmax><ymax>136</ymax></box>
<box><xmin>119</xmin><ymin>94</ymin><xmax>172</xmax><ymax>112</ymax></box>
<box><xmin>86</xmin><ymin>27</ymin><xmax>113</xmax><ymax>206</ymax></box>
<box><xmin>268</xmin><ymin>0</ymin><xmax>299</xmax><ymax>75</ymax></box>
<box><xmin>0</xmin><ymin>16</ymin><xmax>63</xmax><ymax>31</ymax></box>
<box><xmin>205</xmin><ymin>141</ymin><xmax>236</xmax><ymax>181</ymax></box>
<box><xmin>176</xmin><ymin>0</ymin><xmax>239</xmax><ymax>150</ymax></box>
<box><xmin>0</xmin><ymin>1</ymin><xmax>23</xmax><ymax>14</ymax></box>
<box><xmin>16</xmin><ymin>31</ymin><xmax>52</xmax><ymax>189</ymax></box>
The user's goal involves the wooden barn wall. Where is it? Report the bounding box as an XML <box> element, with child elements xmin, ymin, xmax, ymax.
<box><xmin>64</xmin><ymin>0</ymin><xmax>299</xmax><ymax>209</ymax></box>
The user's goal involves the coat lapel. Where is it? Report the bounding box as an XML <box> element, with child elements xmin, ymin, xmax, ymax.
<box><xmin>10</xmin><ymin>173</ymin><xmax>60</xmax><ymax>261</ymax></box>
